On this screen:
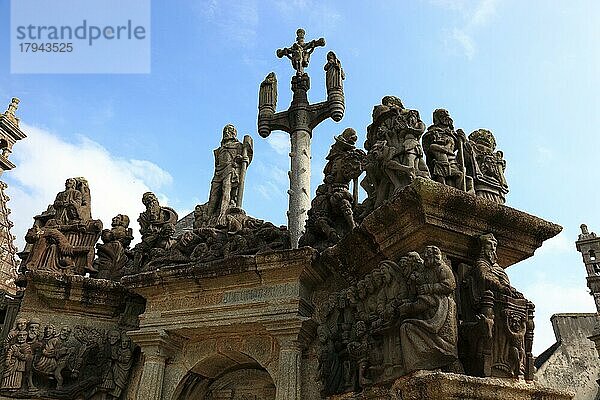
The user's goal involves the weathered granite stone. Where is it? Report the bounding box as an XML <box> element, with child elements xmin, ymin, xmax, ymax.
<box><xmin>315</xmin><ymin>246</ymin><xmax>460</xmax><ymax>395</ymax></box>
<box><xmin>131</xmin><ymin>192</ymin><xmax>178</xmax><ymax>270</ymax></box>
<box><xmin>358</xmin><ymin>97</ymin><xmax>430</xmax><ymax>220</ymax></box>
<box><xmin>328</xmin><ymin>371</ymin><xmax>573</xmax><ymax>400</ymax></box>
<box><xmin>18</xmin><ymin>178</ymin><xmax>103</xmax><ymax>277</ymax></box>
<box><xmin>300</xmin><ymin>128</ymin><xmax>365</xmax><ymax>251</ymax></box>
<box><xmin>324</xmin><ymin>178</ymin><xmax>561</xmax><ymax>281</ymax></box>
<box><xmin>0</xmin><ymin>270</ymin><xmax>144</xmax><ymax>398</ymax></box>
<box><xmin>536</xmin><ymin>314</ymin><xmax>600</xmax><ymax>400</ymax></box>
<box><xmin>258</xmin><ymin>28</ymin><xmax>345</xmax><ymax>249</ymax></box>
<box><xmin>465</xmin><ymin>128</ymin><xmax>509</xmax><ymax>204</ymax></box>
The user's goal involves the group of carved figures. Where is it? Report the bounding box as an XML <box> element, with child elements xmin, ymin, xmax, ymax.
<box><xmin>18</xmin><ymin>124</ymin><xmax>289</xmax><ymax>281</ymax></box>
<box><xmin>316</xmin><ymin>234</ymin><xmax>534</xmax><ymax>396</ymax></box>
<box><xmin>1</xmin><ymin>318</ymin><xmax>135</xmax><ymax>398</ymax></box>
<box><xmin>301</xmin><ymin>97</ymin><xmax>509</xmax><ymax>250</ymax></box>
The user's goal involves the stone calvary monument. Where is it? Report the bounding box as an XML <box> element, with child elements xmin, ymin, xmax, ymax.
<box><xmin>0</xmin><ymin>30</ymin><xmax>575</xmax><ymax>399</ymax></box>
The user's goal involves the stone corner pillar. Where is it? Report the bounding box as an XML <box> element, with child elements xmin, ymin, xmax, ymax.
<box><xmin>128</xmin><ymin>329</ymin><xmax>182</xmax><ymax>400</ymax></box>
<box><xmin>266</xmin><ymin>319</ymin><xmax>316</xmax><ymax>400</ymax></box>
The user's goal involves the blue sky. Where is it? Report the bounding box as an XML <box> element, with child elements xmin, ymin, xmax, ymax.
<box><xmin>1</xmin><ymin>0</ymin><xmax>599</xmax><ymax>354</ymax></box>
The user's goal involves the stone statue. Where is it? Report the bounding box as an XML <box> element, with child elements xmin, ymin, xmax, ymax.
<box><xmin>259</xmin><ymin>28</ymin><xmax>345</xmax><ymax>248</ymax></box>
<box><xmin>259</xmin><ymin>72</ymin><xmax>277</xmax><ymax>111</ymax></box>
<box><xmin>324</xmin><ymin>51</ymin><xmax>344</xmax><ymax>92</ymax></box>
<box><xmin>464</xmin><ymin>129</ymin><xmax>508</xmax><ymax>203</ymax></box>
<box><xmin>300</xmin><ymin>128</ymin><xmax>365</xmax><ymax>250</ymax></box>
<box><xmin>276</xmin><ymin>28</ymin><xmax>325</xmax><ymax>76</ymax></box>
<box><xmin>132</xmin><ymin>192</ymin><xmax>178</xmax><ymax>269</ymax></box>
<box><xmin>316</xmin><ymin>246</ymin><xmax>460</xmax><ymax>394</ymax></box>
<box><xmin>359</xmin><ymin>97</ymin><xmax>430</xmax><ymax>218</ymax></box>
<box><xmin>207</xmin><ymin>124</ymin><xmax>253</xmax><ymax>226</ymax></box>
<box><xmin>458</xmin><ymin>233</ymin><xmax>534</xmax><ymax>380</ymax></box>
<box><xmin>20</xmin><ymin>177</ymin><xmax>102</xmax><ymax>275</ymax></box>
<box><xmin>52</xmin><ymin>178</ymin><xmax>85</xmax><ymax>225</ymax></box>
<box><xmin>94</xmin><ymin>214</ymin><xmax>134</xmax><ymax>279</ymax></box>
<box><xmin>422</xmin><ymin>109</ymin><xmax>470</xmax><ymax>191</ymax></box>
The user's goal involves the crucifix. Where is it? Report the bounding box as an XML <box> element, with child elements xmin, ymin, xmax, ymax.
<box><xmin>258</xmin><ymin>28</ymin><xmax>346</xmax><ymax>248</ymax></box>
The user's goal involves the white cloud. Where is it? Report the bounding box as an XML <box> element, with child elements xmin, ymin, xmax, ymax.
<box><xmin>6</xmin><ymin>123</ymin><xmax>173</xmax><ymax>250</ymax></box>
<box><xmin>266</xmin><ymin>131</ymin><xmax>291</xmax><ymax>155</ymax></box>
<box><xmin>436</xmin><ymin>0</ymin><xmax>499</xmax><ymax>58</ymax></box>
<box><xmin>254</xmin><ymin>160</ymin><xmax>288</xmax><ymax>201</ymax></box>
<box><xmin>536</xmin><ymin>231</ymin><xmax>573</xmax><ymax>256</ymax></box>
<box><xmin>452</xmin><ymin>29</ymin><xmax>475</xmax><ymax>60</ymax></box>
<box><xmin>194</xmin><ymin>1</ymin><xmax>259</xmax><ymax>46</ymax></box>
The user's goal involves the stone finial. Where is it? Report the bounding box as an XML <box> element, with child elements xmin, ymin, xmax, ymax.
<box><xmin>4</xmin><ymin>98</ymin><xmax>20</xmax><ymax>126</ymax></box>
<box><xmin>579</xmin><ymin>223</ymin><xmax>597</xmax><ymax>240</ymax></box>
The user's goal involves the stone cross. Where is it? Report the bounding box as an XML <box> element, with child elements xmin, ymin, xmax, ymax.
<box><xmin>258</xmin><ymin>29</ymin><xmax>345</xmax><ymax>248</ymax></box>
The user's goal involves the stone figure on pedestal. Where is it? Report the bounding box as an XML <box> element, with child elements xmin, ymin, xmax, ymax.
<box><xmin>132</xmin><ymin>192</ymin><xmax>178</xmax><ymax>269</ymax></box>
<box><xmin>359</xmin><ymin>97</ymin><xmax>430</xmax><ymax>218</ymax></box>
<box><xmin>422</xmin><ymin>109</ymin><xmax>471</xmax><ymax>191</ymax></box>
<box><xmin>324</xmin><ymin>51</ymin><xmax>344</xmax><ymax>92</ymax></box>
<box><xmin>19</xmin><ymin>177</ymin><xmax>102</xmax><ymax>276</ymax></box>
<box><xmin>259</xmin><ymin>28</ymin><xmax>345</xmax><ymax>248</ymax></box>
<box><xmin>94</xmin><ymin>214</ymin><xmax>134</xmax><ymax>279</ymax></box>
<box><xmin>464</xmin><ymin>129</ymin><xmax>509</xmax><ymax>203</ymax></box>
<box><xmin>207</xmin><ymin>124</ymin><xmax>253</xmax><ymax>227</ymax></box>
<box><xmin>300</xmin><ymin>128</ymin><xmax>365</xmax><ymax>250</ymax></box>
<box><xmin>276</xmin><ymin>28</ymin><xmax>325</xmax><ymax>76</ymax></box>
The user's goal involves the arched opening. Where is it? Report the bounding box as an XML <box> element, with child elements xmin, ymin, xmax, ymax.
<box><xmin>589</xmin><ymin>249</ymin><xmax>597</xmax><ymax>261</ymax></box>
<box><xmin>173</xmin><ymin>352</ymin><xmax>275</xmax><ymax>400</ymax></box>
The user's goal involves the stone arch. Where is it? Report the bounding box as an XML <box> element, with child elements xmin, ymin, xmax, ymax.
<box><xmin>171</xmin><ymin>351</ymin><xmax>276</xmax><ymax>400</ymax></box>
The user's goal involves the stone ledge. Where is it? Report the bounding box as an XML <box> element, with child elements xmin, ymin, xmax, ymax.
<box><xmin>325</xmin><ymin>178</ymin><xmax>561</xmax><ymax>278</ymax></box>
<box><xmin>329</xmin><ymin>371</ymin><xmax>573</xmax><ymax>400</ymax></box>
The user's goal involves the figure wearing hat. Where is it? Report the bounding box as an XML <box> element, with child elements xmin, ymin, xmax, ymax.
<box><xmin>322</xmin><ymin>128</ymin><xmax>365</xmax><ymax>230</ymax></box>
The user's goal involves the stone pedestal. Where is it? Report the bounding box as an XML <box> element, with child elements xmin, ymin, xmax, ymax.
<box><xmin>329</xmin><ymin>371</ymin><xmax>573</xmax><ymax>400</ymax></box>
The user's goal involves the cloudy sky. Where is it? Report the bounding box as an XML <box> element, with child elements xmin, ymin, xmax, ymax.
<box><xmin>1</xmin><ymin>0</ymin><xmax>599</xmax><ymax>354</ymax></box>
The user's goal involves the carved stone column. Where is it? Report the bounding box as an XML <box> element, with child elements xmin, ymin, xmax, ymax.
<box><xmin>275</xmin><ymin>337</ymin><xmax>303</xmax><ymax>400</ymax></box>
<box><xmin>128</xmin><ymin>329</ymin><xmax>181</xmax><ymax>400</ymax></box>
<box><xmin>266</xmin><ymin>320</ymin><xmax>315</xmax><ymax>400</ymax></box>
<box><xmin>288</xmin><ymin>128</ymin><xmax>311</xmax><ymax>250</ymax></box>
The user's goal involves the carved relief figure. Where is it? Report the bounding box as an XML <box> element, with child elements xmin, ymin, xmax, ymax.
<box><xmin>34</xmin><ymin>326</ymin><xmax>74</xmax><ymax>390</ymax></box>
<box><xmin>317</xmin><ymin>247</ymin><xmax>460</xmax><ymax>395</ymax></box>
<box><xmin>398</xmin><ymin>246</ymin><xmax>458</xmax><ymax>374</ymax></box>
<box><xmin>2</xmin><ymin>331</ymin><xmax>30</xmax><ymax>390</ymax></box>
<box><xmin>458</xmin><ymin>233</ymin><xmax>534</xmax><ymax>380</ymax></box>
